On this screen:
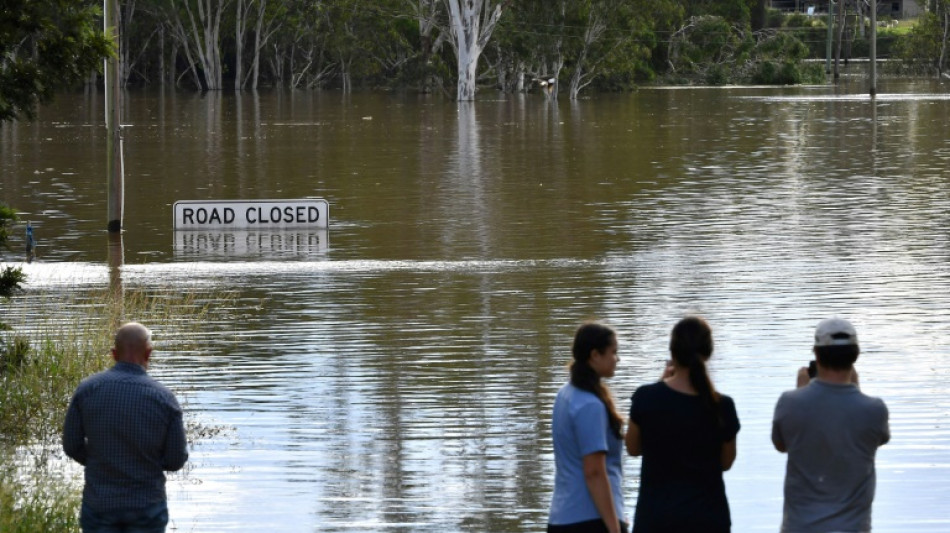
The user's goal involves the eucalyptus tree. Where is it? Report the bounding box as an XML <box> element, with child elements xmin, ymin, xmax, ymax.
<box><xmin>445</xmin><ymin>0</ymin><xmax>511</xmax><ymax>101</ymax></box>
<box><xmin>563</xmin><ymin>0</ymin><xmax>654</xmax><ymax>99</ymax></box>
<box><xmin>0</xmin><ymin>0</ymin><xmax>112</xmax><ymax>120</ymax></box>
<box><xmin>493</xmin><ymin>0</ymin><xmax>656</xmax><ymax>99</ymax></box>
<box><xmin>159</xmin><ymin>0</ymin><xmax>230</xmax><ymax>90</ymax></box>
<box><xmin>263</xmin><ymin>0</ymin><xmax>333</xmax><ymax>88</ymax></box>
<box><xmin>321</xmin><ymin>0</ymin><xmax>410</xmax><ymax>91</ymax></box>
<box><xmin>404</xmin><ymin>0</ymin><xmax>449</xmax><ymax>92</ymax></box>
<box><xmin>233</xmin><ymin>0</ymin><xmax>286</xmax><ymax>89</ymax></box>
<box><xmin>492</xmin><ymin>1</ymin><xmax>566</xmax><ymax>95</ymax></box>
<box><xmin>681</xmin><ymin>0</ymin><xmax>754</xmax><ymax>23</ymax></box>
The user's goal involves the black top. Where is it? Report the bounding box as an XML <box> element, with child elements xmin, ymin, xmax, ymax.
<box><xmin>629</xmin><ymin>382</ymin><xmax>740</xmax><ymax>533</ymax></box>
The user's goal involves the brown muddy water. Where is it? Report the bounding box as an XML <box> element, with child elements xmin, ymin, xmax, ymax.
<box><xmin>2</xmin><ymin>75</ymin><xmax>950</xmax><ymax>532</ymax></box>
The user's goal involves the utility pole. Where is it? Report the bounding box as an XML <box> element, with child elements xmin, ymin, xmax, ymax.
<box><xmin>104</xmin><ymin>0</ymin><xmax>124</xmax><ymax>233</ymax></box>
<box><xmin>869</xmin><ymin>0</ymin><xmax>878</xmax><ymax>96</ymax></box>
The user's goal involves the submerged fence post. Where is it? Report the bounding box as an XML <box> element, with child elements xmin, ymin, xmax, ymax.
<box><xmin>105</xmin><ymin>0</ymin><xmax>124</xmax><ymax>233</ymax></box>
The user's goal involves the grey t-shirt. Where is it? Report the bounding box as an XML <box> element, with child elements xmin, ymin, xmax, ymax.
<box><xmin>772</xmin><ymin>379</ymin><xmax>890</xmax><ymax>533</ymax></box>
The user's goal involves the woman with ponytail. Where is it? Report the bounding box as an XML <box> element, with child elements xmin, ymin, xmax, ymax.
<box><xmin>625</xmin><ymin>316</ymin><xmax>740</xmax><ymax>533</ymax></box>
<box><xmin>548</xmin><ymin>322</ymin><xmax>628</xmax><ymax>533</ymax></box>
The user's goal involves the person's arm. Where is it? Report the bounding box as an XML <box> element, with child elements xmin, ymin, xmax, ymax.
<box><xmin>62</xmin><ymin>397</ymin><xmax>87</xmax><ymax>465</ymax></box>
<box><xmin>796</xmin><ymin>366</ymin><xmax>810</xmax><ymax>388</ymax></box>
<box><xmin>162</xmin><ymin>404</ymin><xmax>189</xmax><ymax>471</ymax></box>
<box><xmin>721</xmin><ymin>438</ymin><xmax>737</xmax><ymax>470</ymax></box>
<box><xmin>582</xmin><ymin>452</ymin><xmax>621</xmax><ymax>533</ymax></box>
<box><xmin>771</xmin><ymin>399</ymin><xmax>787</xmax><ymax>453</ymax></box>
<box><xmin>624</xmin><ymin>419</ymin><xmax>641</xmax><ymax>456</ymax></box>
<box><xmin>771</xmin><ymin>427</ymin><xmax>787</xmax><ymax>453</ymax></box>
<box><xmin>772</xmin><ymin>392</ymin><xmax>787</xmax><ymax>452</ymax></box>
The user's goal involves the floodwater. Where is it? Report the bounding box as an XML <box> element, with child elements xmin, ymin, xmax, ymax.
<box><xmin>2</xmin><ymin>74</ymin><xmax>950</xmax><ymax>532</ymax></box>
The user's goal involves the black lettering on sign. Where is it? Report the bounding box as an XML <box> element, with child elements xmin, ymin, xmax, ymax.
<box><xmin>224</xmin><ymin>208</ymin><xmax>235</xmax><ymax>224</ymax></box>
<box><xmin>183</xmin><ymin>208</ymin><xmax>195</xmax><ymax>224</ymax></box>
<box><xmin>208</xmin><ymin>209</ymin><xmax>222</xmax><ymax>224</ymax></box>
<box><xmin>296</xmin><ymin>206</ymin><xmax>305</xmax><ymax>222</ymax></box>
<box><xmin>309</xmin><ymin>207</ymin><xmax>320</xmax><ymax>222</ymax></box>
<box><xmin>270</xmin><ymin>207</ymin><xmax>281</xmax><ymax>223</ymax></box>
<box><xmin>196</xmin><ymin>208</ymin><xmax>208</xmax><ymax>224</ymax></box>
<box><xmin>246</xmin><ymin>207</ymin><xmax>258</xmax><ymax>223</ymax></box>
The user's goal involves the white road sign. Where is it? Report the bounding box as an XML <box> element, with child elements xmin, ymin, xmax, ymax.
<box><xmin>174</xmin><ymin>199</ymin><xmax>329</xmax><ymax>230</ymax></box>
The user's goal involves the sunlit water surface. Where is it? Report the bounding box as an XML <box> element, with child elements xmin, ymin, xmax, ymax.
<box><xmin>2</xmin><ymin>75</ymin><xmax>950</xmax><ymax>532</ymax></box>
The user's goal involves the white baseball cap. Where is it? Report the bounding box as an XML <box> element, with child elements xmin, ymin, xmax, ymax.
<box><xmin>814</xmin><ymin>318</ymin><xmax>858</xmax><ymax>347</ymax></box>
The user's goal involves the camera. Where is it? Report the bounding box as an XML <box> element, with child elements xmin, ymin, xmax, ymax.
<box><xmin>807</xmin><ymin>360</ymin><xmax>817</xmax><ymax>379</ymax></box>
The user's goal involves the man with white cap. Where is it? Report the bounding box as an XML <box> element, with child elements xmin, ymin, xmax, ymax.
<box><xmin>772</xmin><ymin>318</ymin><xmax>890</xmax><ymax>533</ymax></box>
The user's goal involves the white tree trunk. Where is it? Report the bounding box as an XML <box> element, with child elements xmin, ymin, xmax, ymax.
<box><xmin>445</xmin><ymin>0</ymin><xmax>507</xmax><ymax>101</ymax></box>
<box><xmin>234</xmin><ymin>0</ymin><xmax>248</xmax><ymax>90</ymax></box>
<box><xmin>568</xmin><ymin>14</ymin><xmax>606</xmax><ymax>100</ymax></box>
<box><xmin>180</xmin><ymin>0</ymin><xmax>229</xmax><ymax>90</ymax></box>
<box><xmin>940</xmin><ymin>7</ymin><xmax>949</xmax><ymax>77</ymax></box>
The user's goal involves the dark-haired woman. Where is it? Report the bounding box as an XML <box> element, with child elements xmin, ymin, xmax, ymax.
<box><xmin>548</xmin><ymin>322</ymin><xmax>628</xmax><ymax>533</ymax></box>
<box><xmin>625</xmin><ymin>316</ymin><xmax>739</xmax><ymax>533</ymax></box>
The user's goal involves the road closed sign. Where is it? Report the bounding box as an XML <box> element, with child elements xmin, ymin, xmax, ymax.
<box><xmin>174</xmin><ymin>199</ymin><xmax>329</xmax><ymax>230</ymax></box>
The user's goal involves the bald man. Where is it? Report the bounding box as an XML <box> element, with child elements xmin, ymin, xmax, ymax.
<box><xmin>63</xmin><ymin>322</ymin><xmax>188</xmax><ymax>533</ymax></box>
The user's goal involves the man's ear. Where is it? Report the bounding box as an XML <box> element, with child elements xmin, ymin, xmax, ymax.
<box><xmin>110</xmin><ymin>348</ymin><xmax>119</xmax><ymax>362</ymax></box>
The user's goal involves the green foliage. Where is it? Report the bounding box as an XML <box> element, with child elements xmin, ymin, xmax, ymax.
<box><xmin>0</xmin><ymin>203</ymin><xmax>16</xmax><ymax>248</ymax></box>
<box><xmin>0</xmin><ymin>204</ymin><xmax>25</xmax><ymax>319</ymax></box>
<box><xmin>0</xmin><ymin>336</ymin><xmax>30</xmax><ymax>375</ymax></box>
<box><xmin>671</xmin><ymin>16</ymin><xmax>742</xmax><ymax>70</ymax></box>
<box><xmin>892</xmin><ymin>12</ymin><xmax>949</xmax><ymax>74</ymax></box>
<box><xmin>667</xmin><ymin>15</ymin><xmax>755</xmax><ymax>84</ymax></box>
<box><xmin>765</xmin><ymin>8</ymin><xmax>785</xmax><ymax>29</ymax></box>
<box><xmin>0</xmin><ymin>0</ymin><xmax>113</xmax><ymax>121</ymax></box>
<box><xmin>0</xmin><ymin>267</ymin><xmax>25</xmax><ymax>300</ymax></box>
<box><xmin>664</xmin><ymin>15</ymin><xmax>822</xmax><ymax>86</ymax></box>
<box><xmin>0</xmin><ymin>471</ymin><xmax>80</xmax><ymax>533</ymax></box>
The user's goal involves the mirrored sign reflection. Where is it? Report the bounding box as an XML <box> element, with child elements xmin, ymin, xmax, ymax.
<box><xmin>173</xmin><ymin>230</ymin><xmax>329</xmax><ymax>260</ymax></box>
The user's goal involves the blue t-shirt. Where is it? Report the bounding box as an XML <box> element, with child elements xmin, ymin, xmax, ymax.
<box><xmin>549</xmin><ymin>382</ymin><xmax>625</xmax><ymax>526</ymax></box>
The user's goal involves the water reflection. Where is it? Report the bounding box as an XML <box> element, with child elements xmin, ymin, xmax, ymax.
<box><xmin>2</xmin><ymin>82</ymin><xmax>950</xmax><ymax>531</ymax></box>
<box><xmin>173</xmin><ymin>230</ymin><xmax>329</xmax><ymax>259</ymax></box>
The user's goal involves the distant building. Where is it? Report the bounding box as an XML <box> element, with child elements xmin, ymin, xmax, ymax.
<box><xmin>770</xmin><ymin>0</ymin><xmax>923</xmax><ymax>19</ymax></box>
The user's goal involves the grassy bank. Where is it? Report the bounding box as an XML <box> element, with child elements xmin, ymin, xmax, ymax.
<box><xmin>0</xmin><ymin>286</ymin><xmax>226</xmax><ymax>532</ymax></box>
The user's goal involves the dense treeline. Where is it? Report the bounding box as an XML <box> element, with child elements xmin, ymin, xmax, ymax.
<box><xmin>114</xmin><ymin>0</ymin><xmax>792</xmax><ymax>95</ymax></box>
<box><xmin>2</xmin><ymin>0</ymin><xmax>949</xmax><ymax>110</ymax></box>
<box><xmin>102</xmin><ymin>0</ymin><xmax>948</xmax><ymax>99</ymax></box>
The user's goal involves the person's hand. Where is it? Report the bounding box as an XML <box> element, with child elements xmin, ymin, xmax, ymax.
<box><xmin>796</xmin><ymin>366</ymin><xmax>811</xmax><ymax>388</ymax></box>
<box><xmin>660</xmin><ymin>360</ymin><xmax>675</xmax><ymax>381</ymax></box>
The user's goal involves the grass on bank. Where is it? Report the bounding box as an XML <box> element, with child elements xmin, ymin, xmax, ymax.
<box><xmin>0</xmin><ymin>286</ymin><xmax>230</xmax><ymax>533</ymax></box>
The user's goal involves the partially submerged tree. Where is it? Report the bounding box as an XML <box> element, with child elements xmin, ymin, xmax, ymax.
<box><xmin>445</xmin><ymin>0</ymin><xmax>510</xmax><ymax>101</ymax></box>
<box><xmin>0</xmin><ymin>0</ymin><xmax>113</xmax><ymax>121</ymax></box>
<box><xmin>159</xmin><ymin>0</ymin><xmax>231</xmax><ymax>90</ymax></box>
